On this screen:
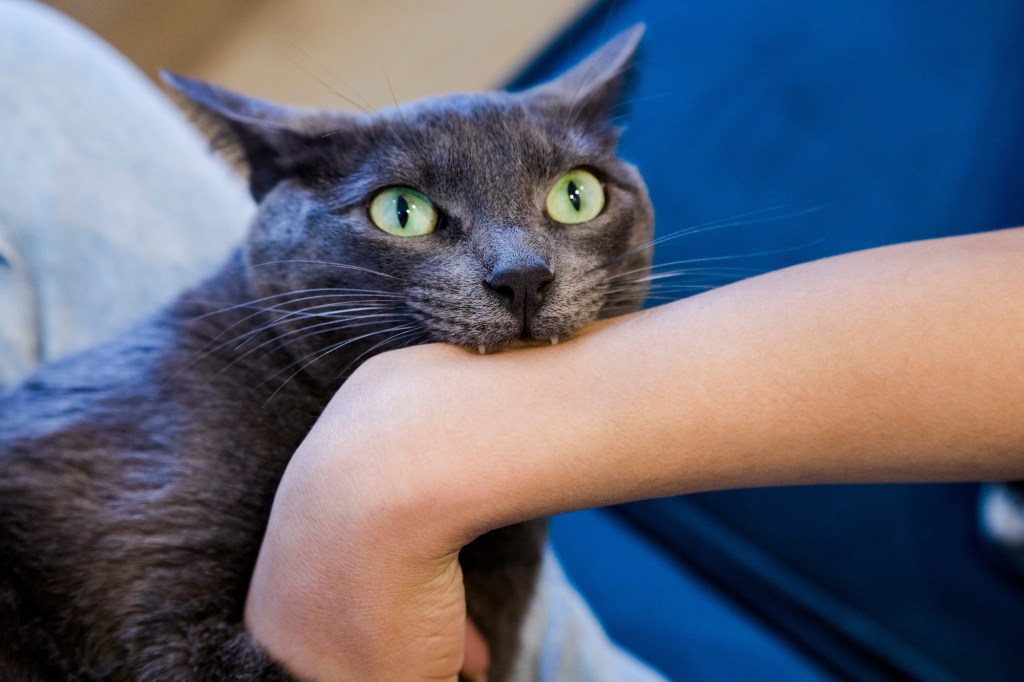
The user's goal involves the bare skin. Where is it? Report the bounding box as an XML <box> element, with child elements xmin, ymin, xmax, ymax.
<box><xmin>245</xmin><ymin>227</ymin><xmax>1024</xmax><ymax>681</ymax></box>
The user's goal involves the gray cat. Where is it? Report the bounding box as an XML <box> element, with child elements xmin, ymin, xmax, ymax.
<box><xmin>0</xmin><ymin>26</ymin><xmax>653</xmax><ymax>681</ymax></box>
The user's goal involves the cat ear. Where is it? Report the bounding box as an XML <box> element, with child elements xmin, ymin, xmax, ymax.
<box><xmin>162</xmin><ymin>72</ymin><xmax>345</xmax><ymax>201</ymax></box>
<box><xmin>523</xmin><ymin>23</ymin><xmax>644</xmax><ymax>124</ymax></box>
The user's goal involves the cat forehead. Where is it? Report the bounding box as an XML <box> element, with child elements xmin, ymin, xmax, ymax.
<box><xmin>378</xmin><ymin>91</ymin><xmax>540</xmax><ymax>129</ymax></box>
<box><xmin>343</xmin><ymin>91</ymin><xmax>612</xmax><ymax>180</ymax></box>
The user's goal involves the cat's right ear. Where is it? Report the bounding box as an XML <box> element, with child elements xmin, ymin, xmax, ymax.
<box><xmin>162</xmin><ymin>72</ymin><xmax>346</xmax><ymax>201</ymax></box>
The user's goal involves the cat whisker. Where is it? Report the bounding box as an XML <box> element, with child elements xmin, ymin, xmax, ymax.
<box><xmin>249</xmin><ymin>259</ymin><xmax>402</xmax><ymax>281</ymax></box>
<box><xmin>226</xmin><ymin>309</ymin><xmax>408</xmax><ymax>356</ymax></box>
<box><xmin>604</xmin><ymin>283</ymin><xmax>719</xmax><ymax>297</ymax></box>
<box><xmin>279</xmin><ymin>44</ymin><xmax>383</xmax><ymax>124</ymax></box>
<box><xmin>589</xmin><ymin>206</ymin><xmax>824</xmax><ymax>273</ymax></box>
<box><xmin>226</xmin><ymin>306</ymin><xmax>407</xmax><ymax>354</ymax></box>
<box><xmin>262</xmin><ymin>322</ymin><xmax>421</xmax><ymax>404</ymax></box>
<box><xmin>187</xmin><ymin>299</ymin><xmax>402</xmax><ymax>366</ymax></box>
<box><xmin>631</xmin><ymin>276</ymin><xmax>752</xmax><ymax>292</ymax></box>
<box><xmin>590</xmin><ymin>213</ymin><xmax>767</xmax><ymax>273</ymax></box>
<box><xmin>290</xmin><ymin>45</ymin><xmax>377</xmax><ymax>114</ymax></box>
<box><xmin>643</xmin><ymin>294</ymin><xmax>715</xmax><ymax>301</ymax></box>
<box><xmin>601</xmin><ymin>275</ymin><xmax>732</xmax><ymax>311</ymax></box>
<box><xmin>599</xmin><ymin>270</ymin><xmax>755</xmax><ymax>300</ymax></box>
<box><xmin>190</xmin><ymin>287</ymin><xmax>405</xmax><ymax>325</ymax></box>
<box><xmin>335</xmin><ymin>326</ymin><xmax>426</xmax><ymax>381</ymax></box>
<box><xmin>226</xmin><ymin>300</ymin><xmax>402</xmax><ymax>331</ymax></box>
<box><xmin>189</xmin><ymin>268</ymin><xmax>405</xmax><ymax>357</ymax></box>
<box><xmin>604</xmin><ymin>288</ymin><xmax>717</xmax><ymax>305</ymax></box>
<box><xmin>248</xmin><ymin>300</ymin><xmax>403</xmax><ymax>322</ymax></box>
<box><xmin>223</xmin><ymin>315</ymin><xmax>414</xmax><ymax>382</ymax></box>
<box><xmin>381</xmin><ymin>65</ymin><xmax>408</xmax><ymax>129</ymax></box>
<box><xmin>186</xmin><ymin>296</ymin><xmax>405</xmax><ymax>367</ymax></box>
<box><xmin>598</xmin><ymin>260</ymin><xmax>761</xmax><ymax>280</ymax></box>
<box><xmin>244</xmin><ymin>314</ymin><xmax>412</xmax><ymax>358</ymax></box>
<box><xmin>614</xmin><ymin>271</ymin><xmax>740</xmax><ymax>285</ymax></box>
<box><xmin>280</xmin><ymin>45</ymin><xmax>410</xmax><ymax>146</ymax></box>
<box><xmin>599</xmin><ymin>240</ymin><xmax>827</xmax><ymax>287</ymax></box>
<box><xmin>603</xmin><ymin>278</ymin><xmax>732</xmax><ymax>299</ymax></box>
<box><xmin>214</xmin><ymin>286</ymin><xmax>403</xmax><ymax>304</ymax></box>
<box><xmin>644</xmin><ymin>282</ymin><xmax>724</xmax><ymax>291</ymax></box>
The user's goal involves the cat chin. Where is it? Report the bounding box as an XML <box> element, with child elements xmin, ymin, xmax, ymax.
<box><xmin>476</xmin><ymin>336</ymin><xmax>560</xmax><ymax>355</ymax></box>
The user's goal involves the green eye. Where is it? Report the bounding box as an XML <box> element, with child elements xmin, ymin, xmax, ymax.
<box><xmin>545</xmin><ymin>168</ymin><xmax>605</xmax><ymax>224</ymax></box>
<box><xmin>369</xmin><ymin>187</ymin><xmax>438</xmax><ymax>237</ymax></box>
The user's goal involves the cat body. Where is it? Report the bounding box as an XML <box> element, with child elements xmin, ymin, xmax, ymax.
<box><xmin>0</xmin><ymin>27</ymin><xmax>652</xmax><ymax>680</ymax></box>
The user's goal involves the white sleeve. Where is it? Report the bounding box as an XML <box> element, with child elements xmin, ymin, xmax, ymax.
<box><xmin>511</xmin><ymin>546</ymin><xmax>669</xmax><ymax>682</ymax></box>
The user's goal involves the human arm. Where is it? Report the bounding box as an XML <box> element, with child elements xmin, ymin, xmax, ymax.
<box><xmin>245</xmin><ymin>227</ymin><xmax>1024</xmax><ymax>680</ymax></box>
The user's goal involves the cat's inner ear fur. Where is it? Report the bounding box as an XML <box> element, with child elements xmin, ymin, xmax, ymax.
<box><xmin>162</xmin><ymin>72</ymin><xmax>347</xmax><ymax>201</ymax></box>
<box><xmin>522</xmin><ymin>23</ymin><xmax>644</xmax><ymax>125</ymax></box>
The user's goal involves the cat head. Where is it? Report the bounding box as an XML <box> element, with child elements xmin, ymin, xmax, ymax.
<box><xmin>165</xmin><ymin>25</ymin><xmax>653</xmax><ymax>368</ymax></box>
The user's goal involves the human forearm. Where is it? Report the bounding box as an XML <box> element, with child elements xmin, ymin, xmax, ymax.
<box><xmin>592</xmin><ymin>227</ymin><xmax>1024</xmax><ymax>482</ymax></box>
<box><xmin>406</xmin><ymin>227</ymin><xmax>1024</xmax><ymax>537</ymax></box>
<box><xmin>245</xmin><ymin>227</ymin><xmax>1024</xmax><ymax>679</ymax></box>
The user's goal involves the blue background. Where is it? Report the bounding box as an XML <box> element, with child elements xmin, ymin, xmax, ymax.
<box><xmin>510</xmin><ymin>1</ymin><xmax>1024</xmax><ymax>679</ymax></box>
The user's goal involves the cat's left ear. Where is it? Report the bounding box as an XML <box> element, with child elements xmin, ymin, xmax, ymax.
<box><xmin>162</xmin><ymin>72</ymin><xmax>350</xmax><ymax>201</ymax></box>
<box><xmin>522</xmin><ymin>23</ymin><xmax>644</xmax><ymax>125</ymax></box>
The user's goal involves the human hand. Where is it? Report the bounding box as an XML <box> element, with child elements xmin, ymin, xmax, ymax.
<box><xmin>242</xmin><ymin>317</ymin><xmax>677</xmax><ymax>680</ymax></box>
<box><xmin>245</xmin><ymin>345</ymin><xmax>495</xmax><ymax>681</ymax></box>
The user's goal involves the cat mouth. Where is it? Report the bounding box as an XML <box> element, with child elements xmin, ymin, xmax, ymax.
<box><xmin>476</xmin><ymin>336</ymin><xmax>559</xmax><ymax>355</ymax></box>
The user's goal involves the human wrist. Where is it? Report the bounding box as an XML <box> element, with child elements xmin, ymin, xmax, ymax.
<box><xmin>244</xmin><ymin>357</ymin><xmax>470</xmax><ymax>680</ymax></box>
<box><xmin>418</xmin><ymin>328</ymin><xmax>648</xmax><ymax>528</ymax></box>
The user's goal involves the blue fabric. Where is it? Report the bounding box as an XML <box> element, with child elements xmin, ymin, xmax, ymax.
<box><xmin>550</xmin><ymin>510</ymin><xmax>828</xmax><ymax>681</ymax></box>
<box><xmin>515</xmin><ymin>0</ymin><xmax>1024</xmax><ymax>679</ymax></box>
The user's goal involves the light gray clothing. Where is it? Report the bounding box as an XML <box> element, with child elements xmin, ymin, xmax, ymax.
<box><xmin>0</xmin><ymin>1</ymin><xmax>667</xmax><ymax>679</ymax></box>
<box><xmin>0</xmin><ymin>0</ymin><xmax>252</xmax><ymax>385</ymax></box>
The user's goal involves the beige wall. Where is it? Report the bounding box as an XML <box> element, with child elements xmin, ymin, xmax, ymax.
<box><xmin>43</xmin><ymin>0</ymin><xmax>593</xmax><ymax>109</ymax></box>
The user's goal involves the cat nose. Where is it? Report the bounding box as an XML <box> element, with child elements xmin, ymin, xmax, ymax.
<box><xmin>486</xmin><ymin>260</ymin><xmax>555</xmax><ymax>335</ymax></box>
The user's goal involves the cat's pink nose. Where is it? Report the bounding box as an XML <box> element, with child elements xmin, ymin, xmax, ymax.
<box><xmin>486</xmin><ymin>260</ymin><xmax>554</xmax><ymax>336</ymax></box>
